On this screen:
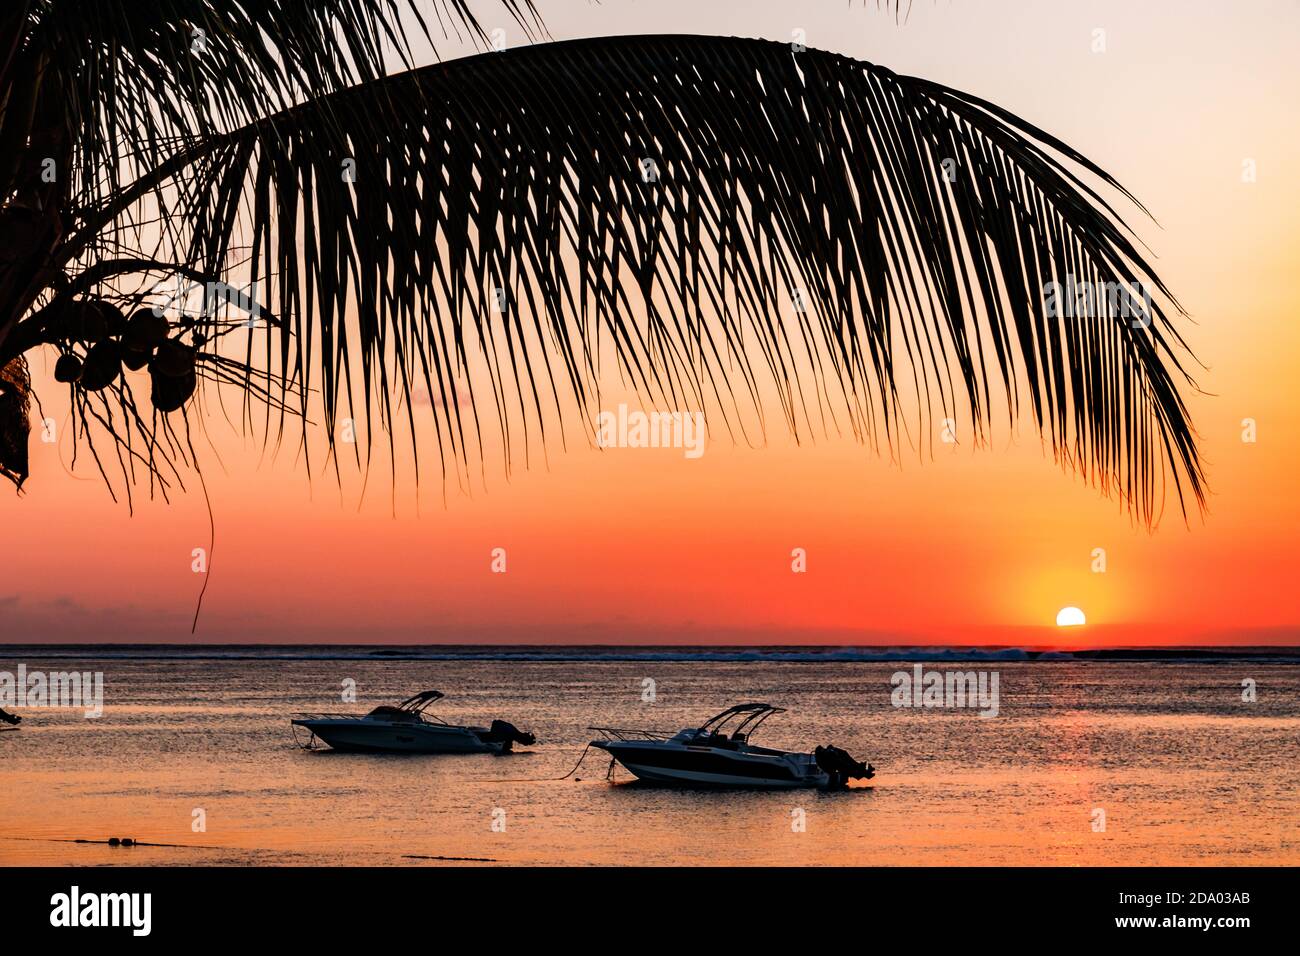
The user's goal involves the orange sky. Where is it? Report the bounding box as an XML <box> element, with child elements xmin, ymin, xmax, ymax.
<box><xmin>3</xmin><ymin>0</ymin><xmax>1298</xmax><ymax>645</ymax></box>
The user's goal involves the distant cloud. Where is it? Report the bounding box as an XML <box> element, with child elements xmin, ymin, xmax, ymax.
<box><xmin>0</xmin><ymin>593</ymin><xmax>258</xmax><ymax>642</ymax></box>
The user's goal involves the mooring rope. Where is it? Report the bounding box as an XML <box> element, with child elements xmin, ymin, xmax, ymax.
<box><xmin>289</xmin><ymin>731</ymin><xmax>606</xmax><ymax>785</ymax></box>
<box><xmin>469</xmin><ymin>742</ymin><xmax>598</xmax><ymax>784</ymax></box>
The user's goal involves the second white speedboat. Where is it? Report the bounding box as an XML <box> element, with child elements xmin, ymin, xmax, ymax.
<box><xmin>291</xmin><ymin>690</ymin><xmax>534</xmax><ymax>754</ymax></box>
<box><xmin>590</xmin><ymin>703</ymin><xmax>874</xmax><ymax>789</ymax></box>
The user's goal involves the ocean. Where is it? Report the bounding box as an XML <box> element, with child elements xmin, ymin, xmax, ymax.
<box><xmin>2</xmin><ymin>646</ymin><xmax>1297</xmax><ymax>866</ymax></box>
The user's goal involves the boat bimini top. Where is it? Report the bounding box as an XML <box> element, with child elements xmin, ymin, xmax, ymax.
<box><xmin>694</xmin><ymin>703</ymin><xmax>784</xmax><ymax>743</ymax></box>
<box><xmin>589</xmin><ymin>702</ymin><xmax>786</xmax><ymax>745</ymax></box>
<box><xmin>291</xmin><ymin>689</ymin><xmax>451</xmax><ymax>726</ymax></box>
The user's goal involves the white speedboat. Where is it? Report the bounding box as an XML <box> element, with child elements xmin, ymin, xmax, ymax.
<box><xmin>291</xmin><ymin>690</ymin><xmax>534</xmax><ymax>754</ymax></box>
<box><xmin>590</xmin><ymin>703</ymin><xmax>874</xmax><ymax>789</ymax></box>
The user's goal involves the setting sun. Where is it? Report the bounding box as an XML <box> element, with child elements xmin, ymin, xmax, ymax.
<box><xmin>1056</xmin><ymin>607</ymin><xmax>1087</xmax><ymax>628</ymax></box>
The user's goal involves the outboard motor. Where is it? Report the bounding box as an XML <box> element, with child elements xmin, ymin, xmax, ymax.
<box><xmin>486</xmin><ymin>719</ymin><xmax>535</xmax><ymax>749</ymax></box>
<box><xmin>814</xmin><ymin>744</ymin><xmax>874</xmax><ymax>788</ymax></box>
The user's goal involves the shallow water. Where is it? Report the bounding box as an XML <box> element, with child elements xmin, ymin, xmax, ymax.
<box><xmin>2</xmin><ymin>653</ymin><xmax>1297</xmax><ymax>865</ymax></box>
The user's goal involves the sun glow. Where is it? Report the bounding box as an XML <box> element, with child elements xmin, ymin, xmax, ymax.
<box><xmin>1056</xmin><ymin>606</ymin><xmax>1086</xmax><ymax>628</ymax></box>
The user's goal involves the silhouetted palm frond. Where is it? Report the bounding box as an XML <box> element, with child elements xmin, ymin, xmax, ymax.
<box><xmin>6</xmin><ymin>19</ymin><xmax>1204</xmax><ymax>522</ymax></box>
<box><xmin>20</xmin><ymin>0</ymin><xmax>542</xmax><ymax>235</ymax></box>
<box><xmin>180</xmin><ymin>35</ymin><xmax>1198</xmax><ymax>518</ymax></box>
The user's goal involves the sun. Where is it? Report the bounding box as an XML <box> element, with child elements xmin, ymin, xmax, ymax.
<box><xmin>1056</xmin><ymin>606</ymin><xmax>1086</xmax><ymax>627</ymax></box>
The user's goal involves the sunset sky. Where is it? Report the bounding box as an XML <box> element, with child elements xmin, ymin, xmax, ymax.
<box><xmin>4</xmin><ymin>0</ymin><xmax>1298</xmax><ymax>645</ymax></box>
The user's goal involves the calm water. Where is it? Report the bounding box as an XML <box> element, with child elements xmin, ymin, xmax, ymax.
<box><xmin>2</xmin><ymin>650</ymin><xmax>1298</xmax><ymax>866</ymax></box>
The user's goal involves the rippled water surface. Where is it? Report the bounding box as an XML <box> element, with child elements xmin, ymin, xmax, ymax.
<box><xmin>2</xmin><ymin>652</ymin><xmax>1297</xmax><ymax>865</ymax></box>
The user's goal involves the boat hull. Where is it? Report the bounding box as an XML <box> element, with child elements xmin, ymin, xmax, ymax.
<box><xmin>595</xmin><ymin>741</ymin><xmax>828</xmax><ymax>789</ymax></box>
<box><xmin>293</xmin><ymin>719</ymin><xmax>504</xmax><ymax>754</ymax></box>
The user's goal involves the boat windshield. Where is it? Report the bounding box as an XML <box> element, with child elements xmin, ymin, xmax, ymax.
<box><xmin>363</xmin><ymin>691</ymin><xmax>449</xmax><ymax>724</ymax></box>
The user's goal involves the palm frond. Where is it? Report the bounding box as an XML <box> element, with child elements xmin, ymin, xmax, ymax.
<box><xmin>22</xmin><ymin>0</ymin><xmax>541</xmax><ymax>218</ymax></box>
<box><xmin>50</xmin><ymin>33</ymin><xmax>1204</xmax><ymax>521</ymax></box>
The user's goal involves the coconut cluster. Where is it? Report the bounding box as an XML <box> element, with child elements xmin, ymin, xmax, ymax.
<box><xmin>51</xmin><ymin>299</ymin><xmax>197</xmax><ymax>412</ymax></box>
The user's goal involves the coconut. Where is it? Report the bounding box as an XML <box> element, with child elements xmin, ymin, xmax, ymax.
<box><xmin>78</xmin><ymin>340</ymin><xmax>122</xmax><ymax>391</ymax></box>
<box><xmin>54</xmin><ymin>353</ymin><xmax>83</xmax><ymax>383</ymax></box>
<box><xmin>98</xmin><ymin>301</ymin><xmax>128</xmax><ymax>337</ymax></box>
<box><xmin>123</xmin><ymin>309</ymin><xmax>170</xmax><ymax>352</ymax></box>
<box><xmin>151</xmin><ymin>338</ymin><xmax>196</xmax><ymax>377</ymax></box>
<box><xmin>150</xmin><ymin>366</ymin><xmax>196</xmax><ymax>412</ymax></box>
<box><xmin>68</xmin><ymin>300</ymin><xmax>109</xmax><ymax>342</ymax></box>
<box><xmin>121</xmin><ymin>347</ymin><xmax>150</xmax><ymax>371</ymax></box>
